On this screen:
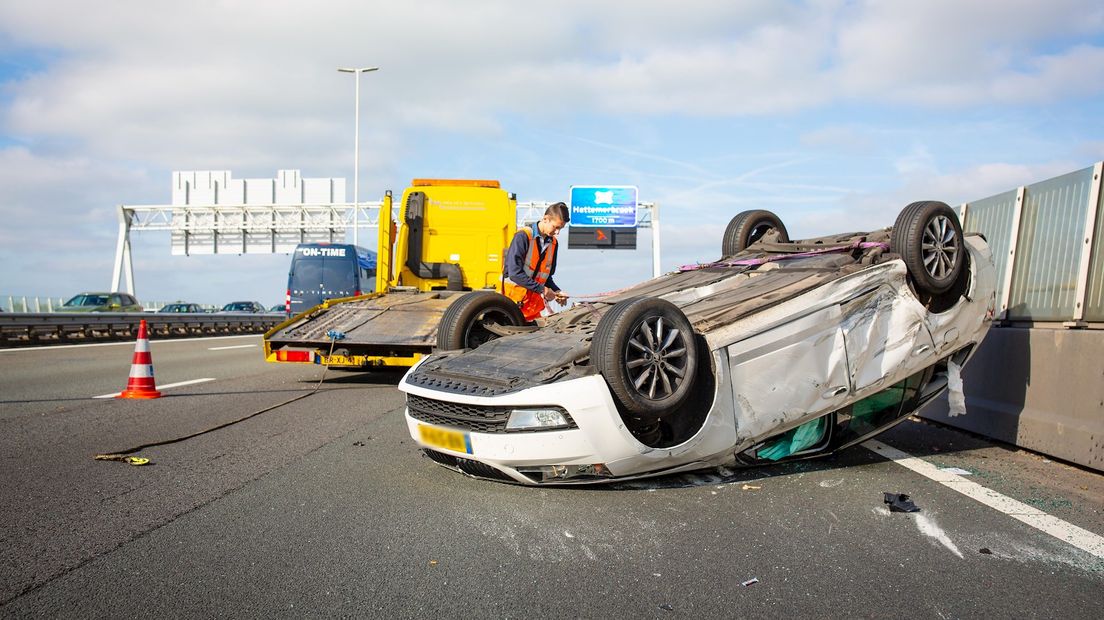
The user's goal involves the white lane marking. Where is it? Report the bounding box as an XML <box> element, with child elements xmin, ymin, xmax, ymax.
<box><xmin>93</xmin><ymin>377</ymin><xmax>216</xmax><ymax>399</ymax></box>
<box><xmin>863</xmin><ymin>439</ymin><xmax>1104</xmax><ymax>559</ymax></box>
<box><xmin>208</xmin><ymin>344</ymin><xmax>257</xmax><ymax>351</ymax></box>
<box><xmin>1</xmin><ymin>334</ymin><xmax>258</xmax><ymax>353</ymax></box>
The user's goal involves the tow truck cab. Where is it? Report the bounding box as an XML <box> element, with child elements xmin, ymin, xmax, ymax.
<box><xmin>387</xmin><ymin>179</ymin><xmax>517</xmax><ymax>291</ymax></box>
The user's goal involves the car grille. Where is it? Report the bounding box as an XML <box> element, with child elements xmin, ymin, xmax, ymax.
<box><xmin>406</xmin><ymin>394</ymin><xmax>576</xmax><ymax>433</ymax></box>
<box><xmin>422</xmin><ymin>448</ymin><xmax>458</xmax><ymax>466</ymax></box>
<box><xmin>455</xmin><ymin>458</ymin><xmax>515</xmax><ymax>481</ymax></box>
<box><xmin>421</xmin><ymin>449</ymin><xmax>516</xmax><ymax>482</ymax></box>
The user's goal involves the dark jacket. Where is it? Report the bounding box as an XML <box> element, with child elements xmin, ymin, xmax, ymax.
<box><xmin>504</xmin><ymin>223</ymin><xmax>559</xmax><ymax>293</ymax></box>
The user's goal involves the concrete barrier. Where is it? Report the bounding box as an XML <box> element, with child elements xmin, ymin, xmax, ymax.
<box><xmin>920</xmin><ymin>326</ymin><xmax>1104</xmax><ymax>472</ymax></box>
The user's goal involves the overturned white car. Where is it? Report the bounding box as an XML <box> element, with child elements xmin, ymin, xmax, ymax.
<box><xmin>398</xmin><ymin>201</ymin><xmax>996</xmax><ymax>484</ymax></box>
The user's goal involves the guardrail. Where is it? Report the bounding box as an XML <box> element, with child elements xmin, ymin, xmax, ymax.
<box><xmin>1</xmin><ymin>296</ymin><xmax>221</xmax><ymax>313</ymax></box>
<box><xmin>0</xmin><ymin>312</ymin><xmax>285</xmax><ymax>348</ymax></box>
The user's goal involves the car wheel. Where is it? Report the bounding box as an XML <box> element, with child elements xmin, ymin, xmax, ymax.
<box><xmin>891</xmin><ymin>201</ymin><xmax>965</xmax><ymax>295</ymax></box>
<box><xmin>722</xmin><ymin>210</ymin><xmax>790</xmax><ymax>256</ymax></box>
<box><xmin>436</xmin><ymin>291</ymin><xmax>525</xmax><ymax>351</ymax></box>
<box><xmin>591</xmin><ymin>297</ymin><xmax>698</xmax><ymax>420</ymax></box>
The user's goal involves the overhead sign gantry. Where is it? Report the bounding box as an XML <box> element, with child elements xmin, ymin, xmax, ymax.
<box><xmin>112</xmin><ymin>172</ymin><xmax>663</xmax><ymax>296</ymax></box>
<box><xmin>111</xmin><ymin>170</ymin><xmax>367</xmax><ymax>295</ymax></box>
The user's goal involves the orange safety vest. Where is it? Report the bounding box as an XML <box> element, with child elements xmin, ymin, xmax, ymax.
<box><xmin>503</xmin><ymin>226</ymin><xmax>558</xmax><ymax>320</ymax></box>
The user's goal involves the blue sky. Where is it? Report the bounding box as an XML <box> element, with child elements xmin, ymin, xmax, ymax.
<box><xmin>1</xmin><ymin>0</ymin><xmax>1102</xmax><ymax>305</ymax></box>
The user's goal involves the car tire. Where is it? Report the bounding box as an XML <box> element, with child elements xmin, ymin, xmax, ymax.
<box><xmin>591</xmin><ymin>297</ymin><xmax>698</xmax><ymax>420</ymax></box>
<box><xmin>436</xmin><ymin>291</ymin><xmax>525</xmax><ymax>351</ymax></box>
<box><xmin>721</xmin><ymin>210</ymin><xmax>790</xmax><ymax>256</ymax></box>
<box><xmin>891</xmin><ymin>201</ymin><xmax>965</xmax><ymax>295</ymax></box>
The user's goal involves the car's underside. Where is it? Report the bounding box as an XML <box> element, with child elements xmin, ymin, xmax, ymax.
<box><xmin>410</xmin><ymin>229</ymin><xmax>895</xmax><ymax>387</ymax></box>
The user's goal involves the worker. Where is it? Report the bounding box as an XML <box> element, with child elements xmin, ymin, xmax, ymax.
<box><xmin>503</xmin><ymin>201</ymin><xmax>570</xmax><ymax>321</ymax></box>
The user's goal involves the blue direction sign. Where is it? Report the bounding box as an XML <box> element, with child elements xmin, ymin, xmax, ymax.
<box><xmin>569</xmin><ymin>186</ymin><xmax>638</xmax><ymax>227</ymax></box>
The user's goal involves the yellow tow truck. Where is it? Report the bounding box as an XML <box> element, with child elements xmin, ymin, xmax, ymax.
<box><xmin>263</xmin><ymin>178</ymin><xmax>529</xmax><ymax>368</ymax></box>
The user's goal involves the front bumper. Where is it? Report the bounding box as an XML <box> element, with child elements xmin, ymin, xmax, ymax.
<box><xmin>399</xmin><ymin>373</ymin><xmax>719</xmax><ymax>485</ymax></box>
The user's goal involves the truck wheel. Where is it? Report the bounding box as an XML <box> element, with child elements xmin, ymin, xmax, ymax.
<box><xmin>591</xmin><ymin>297</ymin><xmax>698</xmax><ymax>420</ymax></box>
<box><xmin>722</xmin><ymin>210</ymin><xmax>789</xmax><ymax>256</ymax></box>
<box><xmin>436</xmin><ymin>291</ymin><xmax>525</xmax><ymax>351</ymax></box>
<box><xmin>891</xmin><ymin>201</ymin><xmax>965</xmax><ymax>295</ymax></box>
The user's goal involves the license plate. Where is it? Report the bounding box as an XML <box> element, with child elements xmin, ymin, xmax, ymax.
<box><xmin>418</xmin><ymin>424</ymin><xmax>472</xmax><ymax>454</ymax></box>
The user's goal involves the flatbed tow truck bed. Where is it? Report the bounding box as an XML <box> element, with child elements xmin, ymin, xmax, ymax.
<box><xmin>265</xmin><ymin>290</ymin><xmax>467</xmax><ymax>366</ymax></box>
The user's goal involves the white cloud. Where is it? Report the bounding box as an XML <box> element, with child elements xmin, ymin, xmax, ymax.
<box><xmin>4</xmin><ymin>0</ymin><xmax>1100</xmax><ymax>146</ymax></box>
<box><xmin>784</xmin><ymin>160</ymin><xmax>1085</xmax><ymax>240</ymax></box>
<box><xmin>901</xmin><ymin>161</ymin><xmax>1084</xmax><ymax>203</ymax></box>
<box><xmin>834</xmin><ymin>0</ymin><xmax>1104</xmax><ymax>105</ymax></box>
<box><xmin>0</xmin><ymin>146</ymin><xmax>152</xmax><ymax>243</ymax></box>
<box><xmin>0</xmin><ymin>0</ymin><xmax>1101</xmax><ymax>300</ymax></box>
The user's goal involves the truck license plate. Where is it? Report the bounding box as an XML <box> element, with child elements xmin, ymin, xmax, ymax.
<box><xmin>418</xmin><ymin>424</ymin><xmax>472</xmax><ymax>454</ymax></box>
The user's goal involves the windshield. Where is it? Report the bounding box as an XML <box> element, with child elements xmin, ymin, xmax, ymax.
<box><xmin>222</xmin><ymin>302</ymin><xmax>256</xmax><ymax>312</ymax></box>
<box><xmin>64</xmin><ymin>294</ymin><xmax>109</xmax><ymax>307</ymax></box>
<box><xmin>289</xmin><ymin>257</ymin><xmax>357</xmax><ymax>293</ymax></box>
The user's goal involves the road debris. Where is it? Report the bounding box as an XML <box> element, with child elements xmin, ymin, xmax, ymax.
<box><xmin>742</xmin><ymin>484</ymin><xmax>762</xmax><ymax>490</ymax></box>
<box><xmin>979</xmin><ymin>548</ymin><xmax>993</xmax><ymax>555</ymax></box>
<box><xmin>94</xmin><ymin>454</ymin><xmax>152</xmax><ymax>465</ymax></box>
<box><xmin>741</xmin><ymin>578</ymin><xmax>759</xmax><ymax>586</ymax></box>
<box><xmin>947</xmin><ymin>359</ymin><xmax>966</xmax><ymax>416</ymax></box>
<box><xmin>914</xmin><ymin>513</ymin><xmax>964</xmax><ymax>558</ymax></box>
<box><xmin>884</xmin><ymin>492</ymin><xmax>921</xmax><ymax>513</ymax></box>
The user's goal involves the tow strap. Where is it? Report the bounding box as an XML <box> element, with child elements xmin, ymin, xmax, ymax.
<box><xmin>95</xmin><ymin>334</ymin><xmax>345</xmax><ymax>465</ymax></box>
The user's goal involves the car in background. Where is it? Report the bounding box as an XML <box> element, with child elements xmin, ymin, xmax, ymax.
<box><xmin>159</xmin><ymin>302</ymin><xmax>204</xmax><ymax>313</ymax></box>
<box><xmin>60</xmin><ymin>292</ymin><xmax>144</xmax><ymax>313</ymax></box>
<box><xmin>268</xmin><ymin>304</ymin><xmax>288</xmax><ymax>315</ymax></box>
<box><xmin>220</xmin><ymin>301</ymin><xmax>266</xmax><ymax>313</ymax></box>
<box><xmin>399</xmin><ymin>201</ymin><xmax>996</xmax><ymax>485</ymax></box>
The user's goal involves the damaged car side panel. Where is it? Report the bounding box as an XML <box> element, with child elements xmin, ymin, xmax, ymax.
<box><xmin>841</xmin><ymin>284</ymin><xmax>937</xmax><ymax>393</ymax></box>
<box><xmin>726</xmin><ymin>304</ymin><xmax>851</xmax><ymax>445</ymax></box>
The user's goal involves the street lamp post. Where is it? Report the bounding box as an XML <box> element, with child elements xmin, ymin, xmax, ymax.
<box><xmin>337</xmin><ymin>66</ymin><xmax>379</xmax><ymax>247</ymax></box>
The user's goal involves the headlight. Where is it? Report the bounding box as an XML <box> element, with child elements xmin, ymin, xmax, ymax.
<box><xmin>506</xmin><ymin>408</ymin><xmax>570</xmax><ymax>430</ymax></box>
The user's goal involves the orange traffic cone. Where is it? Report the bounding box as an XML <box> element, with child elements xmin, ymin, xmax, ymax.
<box><xmin>117</xmin><ymin>319</ymin><xmax>162</xmax><ymax>399</ymax></box>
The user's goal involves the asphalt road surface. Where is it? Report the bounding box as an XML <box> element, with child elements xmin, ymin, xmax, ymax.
<box><xmin>1</xmin><ymin>335</ymin><xmax>1101</xmax><ymax>618</ymax></box>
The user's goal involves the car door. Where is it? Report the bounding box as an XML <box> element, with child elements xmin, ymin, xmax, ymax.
<box><xmin>727</xmin><ymin>304</ymin><xmax>852</xmax><ymax>444</ymax></box>
<box><xmin>840</xmin><ymin>284</ymin><xmax>936</xmax><ymax>394</ymax></box>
